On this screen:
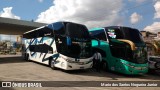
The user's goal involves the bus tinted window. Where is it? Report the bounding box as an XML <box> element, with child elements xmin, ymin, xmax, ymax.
<box><xmin>29</xmin><ymin>44</ymin><xmax>53</xmax><ymax>53</ymax></box>
<box><xmin>105</xmin><ymin>27</ymin><xmax>144</xmax><ymax>43</ymax></box>
<box><xmin>23</xmin><ymin>27</ymin><xmax>54</xmax><ymax>39</ymax></box>
<box><xmin>52</xmin><ymin>22</ymin><xmax>65</xmax><ymax>35</ymax></box>
<box><xmin>90</xmin><ymin>30</ymin><xmax>107</xmax><ymax>41</ymax></box>
<box><xmin>23</xmin><ymin>30</ymin><xmax>37</xmax><ymax>39</ymax></box>
<box><xmin>66</xmin><ymin>23</ymin><xmax>90</xmax><ymax>38</ymax></box>
<box><xmin>123</xmin><ymin>28</ymin><xmax>144</xmax><ymax>43</ymax></box>
<box><xmin>39</xmin><ymin>27</ymin><xmax>54</xmax><ymax>37</ymax></box>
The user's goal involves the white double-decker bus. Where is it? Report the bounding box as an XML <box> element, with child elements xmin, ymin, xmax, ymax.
<box><xmin>22</xmin><ymin>22</ymin><xmax>93</xmax><ymax>70</ymax></box>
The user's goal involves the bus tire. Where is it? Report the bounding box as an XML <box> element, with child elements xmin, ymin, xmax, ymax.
<box><xmin>155</xmin><ymin>62</ymin><xmax>160</xmax><ymax>69</ymax></box>
<box><xmin>102</xmin><ymin>61</ymin><xmax>109</xmax><ymax>71</ymax></box>
<box><xmin>49</xmin><ymin>58</ymin><xmax>56</xmax><ymax>70</ymax></box>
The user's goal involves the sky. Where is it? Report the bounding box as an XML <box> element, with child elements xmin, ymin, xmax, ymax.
<box><xmin>0</xmin><ymin>0</ymin><xmax>160</xmax><ymax>41</ymax></box>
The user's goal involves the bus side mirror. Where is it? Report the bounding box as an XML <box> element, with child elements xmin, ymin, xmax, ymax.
<box><xmin>66</xmin><ymin>37</ymin><xmax>71</xmax><ymax>46</ymax></box>
<box><xmin>97</xmin><ymin>40</ymin><xmax>100</xmax><ymax>47</ymax></box>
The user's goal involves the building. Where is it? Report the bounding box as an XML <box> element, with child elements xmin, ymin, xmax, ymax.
<box><xmin>0</xmin><ymin>17</ymin><xmax>47</xmax><ymax>35</ymax></box>
<box><xmin>140</xmin><ymin>31</ymin><xmax>157</xmax><ymax>43</ymax></box>
<box><xmin>0</xmin><ymin>17</ymin><xmax>47</xmax><ymax>54</ymax></box>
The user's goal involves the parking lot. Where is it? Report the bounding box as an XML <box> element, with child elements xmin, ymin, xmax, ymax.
<box><xmin>0</xmin><ymin>55</ymin><xmax>160</xmax><ymax>90</ymax></box>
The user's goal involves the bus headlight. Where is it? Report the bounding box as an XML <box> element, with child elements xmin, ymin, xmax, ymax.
<box><xmin>60</xmin><ymin>56</ymin><xmax>75</xmax><ymax>63</ymax></box>
<box><xmin>66</xmin><ymin>58</ymin><xmax>75</xmax><ymax>63</ymax></box>
<box><xmin>121</xmin><ymin>62</ymin><xmax>134</xmax><ymax>68</ymax></box>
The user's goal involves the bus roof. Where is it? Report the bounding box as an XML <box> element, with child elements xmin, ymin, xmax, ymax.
<box><xmin>23</xmin><ymin>21</ymin><xmax>64</xmax><ymax>34</ymax></box>
<box><xmin>23</xmin><ymin>25</ymin><xmax>46</xmax><ymax>34</ymax></box>
<box><xmin>104</xmin><ymin>26</ymin><xmax>138</xmax><ymax>30</ymax></box>
<box><xmin>89</xmin><ymin>26</ymin><xmax>139</xmax><ymax>31</ymax></box>
<box><xmin>23</xmin><ymin>21</ymin><xmax>89</xmax><ymax>39</ymax></box>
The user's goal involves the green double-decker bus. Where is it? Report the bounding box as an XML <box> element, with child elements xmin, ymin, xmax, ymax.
<box><xmin>89</xmin><ymin>26</ymin><xmax>148</xmax><ymax>75</ymax></box>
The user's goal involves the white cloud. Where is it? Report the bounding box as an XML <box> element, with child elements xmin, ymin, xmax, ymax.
<box><xmin>38</xmin><ymin>0</ymin><xmax>43</xmax><ymax>3</ymax></box>
<box><xmin>144</xmin><ymin>1</ymin><xmax>160</xmax><ymax>33</ymax></box>
<box><xmin>130</xmin><ymin>12</ymin><xmax>143</xmax><ymax>24</ymax></box>
<box><xmin>154</xmin><ymin>1</ymin><xmax>160</xmax><ymax>19</ymax></box>
<box><xmin>144</xmin><ymin>22</ymin><xmax>160</xmax><ymax>33</ymax></box>
<box><xmin>36</xmin><ymin>0</ymin><xmax>124</xmax><ymax>29</ymax></box>
<box><xmin>0</xmin><ymin>7</ymin><xmax>20</xmax><ymax>19</ymax></box>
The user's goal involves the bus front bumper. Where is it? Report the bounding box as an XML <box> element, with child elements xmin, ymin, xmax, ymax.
<box><xmin>63</xmin><ymin>61</ymin><xmax>93</xmax><ymax>70</ymax></box>
<box><xmin>120</xmin><ymin>62</ymin><xmax>148</xmax><ymax>75</ymax></box>
<box><xmin>124</xmin><ymin>65</ymin><xmax>148</xmax><ymax>75</ymax></box>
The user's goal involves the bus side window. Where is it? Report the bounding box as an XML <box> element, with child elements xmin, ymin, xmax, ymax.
<box><xmin>29</xmin><ymin>45</ymin><xmax>35</xmax><ymax>52</ymax></box>
<box><xmin>55</xmin><ymin>35</ymin><xmax>66</xmax><ymax>53</ymax></box>
<box><xmin>91</xmin><ymin>30</ymin><xmax>106</xmax><ymax>41</ymax></box>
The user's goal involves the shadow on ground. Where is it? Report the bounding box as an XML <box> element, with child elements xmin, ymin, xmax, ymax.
<box><xmin>63</xmin><ymin>68</ymin><xmax>160</xmax><ymax>81</ymax></box>
<box><xmin>0</xmin><ymin>55</ymin><xmax>159</xmax><ymax>81</ymax></box>
<box><xmin>33</xmin><ymin>62</ymin><xmax>160</xmax><ymax>81</ymax></box>
<box><xmin>0</xmin><ymin>56</ymin><xmax>27</xmax><ymax>64</ymax></box>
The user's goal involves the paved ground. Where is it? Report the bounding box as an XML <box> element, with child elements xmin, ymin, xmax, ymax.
<box><xmin>0</xmin><ymin>55</ymin><xmax>160</xmax><ymax>90</ymax></box>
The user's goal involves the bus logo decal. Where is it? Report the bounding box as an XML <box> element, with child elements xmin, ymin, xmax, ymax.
<box><xmin>42</xmin><ymin>38</ymin><xmax>55</xmax><ymax>62</ymax></box>
<box><xmin>31</xmin><ymin>52</ymin><xmax>37</xmax><ymax>58</ymax></box>
<box><xmin>42</xmin><ymin>53</ymin><xmax>59</xmax><ymax>62</ymax></box>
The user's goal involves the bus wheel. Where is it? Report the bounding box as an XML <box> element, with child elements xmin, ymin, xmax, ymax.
<box><xmin>102</xmin><ymin>61</ymin><xmax>109</xmax><ymax>71</ymax></box>
<box><xmin>49</xmin><ymin>58</ymin><xmax>56</xmax><ymax>70</ymax></box>
<box><xmin>155</xmin><ymin>62</ymin><xmax>160</xmax><ymax>69</ymax></box>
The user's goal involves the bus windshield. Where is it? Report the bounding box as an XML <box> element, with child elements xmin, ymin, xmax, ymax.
<box><xmin>105</xmin><ymin>27</ymin><xmax>144</xmax><ymax>44</ymax></box>
<box><xmin>122</xmin><ymin>28</ymin><xmax>144</xmax><ymax>43</ymax></box>
<box><xmin>105</xmin><ymin>27</ymin><xmax>147</xmax><ymax>64</ymax></box>
<box><xmin>55</xmin><ymin>23</ymin><xmax>92</xmax><ymax>59</ymax></box>
<box><xmin>66</xmin><ymin>23</ymin><xmax>90</xmax><ymax>39</ymax></box>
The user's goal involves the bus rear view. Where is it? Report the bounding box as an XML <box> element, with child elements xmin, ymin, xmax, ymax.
<box><xmin>90</xmin><ymin>26</ymin><xmax>148</xmax><ymax>75</ymax></box>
